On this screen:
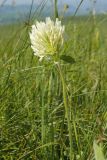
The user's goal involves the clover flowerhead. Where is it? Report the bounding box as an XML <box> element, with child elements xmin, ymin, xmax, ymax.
<box><xmin>29</xmin><ymin>17</ymin><xmax>65</xmax><ymax>60</ymax></box>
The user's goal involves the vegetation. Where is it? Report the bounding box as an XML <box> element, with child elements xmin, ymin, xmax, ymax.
<box><xmin>0</xmin><ymin>1</ymin><xmax>107</xmax><ymax>160</ymax></box>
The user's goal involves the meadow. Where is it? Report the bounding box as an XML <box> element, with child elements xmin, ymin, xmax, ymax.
<box><xmin>0</xmin><ymin>3</ymin><xmax>107</xmax><ymax>160</ymax></box>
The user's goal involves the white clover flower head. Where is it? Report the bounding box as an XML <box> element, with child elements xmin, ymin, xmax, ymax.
<box><xmin>29</xmin><ymin>17</ymin><xmax>65</xmax><ymax>60</ymax></box>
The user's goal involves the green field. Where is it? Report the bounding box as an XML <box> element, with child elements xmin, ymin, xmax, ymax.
<box><xmin>0</xmin><ymin>12</ymin><xmax>107</xmax><ymax>160</ymax></box>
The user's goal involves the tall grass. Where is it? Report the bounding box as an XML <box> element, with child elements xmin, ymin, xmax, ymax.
<box><xmin>0</xmin><ymin>0</ymin><xmax>107</xmax><ymax>160</ymax></box>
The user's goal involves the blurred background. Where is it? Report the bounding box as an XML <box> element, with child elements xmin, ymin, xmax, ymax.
<box><xmin>0</xmin><ymin>0</ymin><xmax>107</xmax><ymax>24</ymax></box>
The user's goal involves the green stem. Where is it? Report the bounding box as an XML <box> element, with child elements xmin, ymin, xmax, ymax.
<box><xmin>54</xmin><ymin>0</ymin><xmax>59</xmax><ymax>19</ymax></box>
<box><xmin>41</xmin><ymin>71</ymin><xmax>46</xmax><ymax>145</ymax></box>
<box><xmin>48</xmin><ymin>72</ymin><xmax>54</xmax><ymax>160</ymax></box>
<box><xmin>41</xmin><ymin>69</ymin><xmax>48</xmax><ymax>159</ymax></box>
<box><xmin>57</xmin><ymin>63</ymin><xmax>73</xmax><ymax>160</ymax></box>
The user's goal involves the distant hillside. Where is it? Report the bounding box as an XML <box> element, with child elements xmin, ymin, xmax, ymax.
<box><xmin>0</xmin><ymin>4</ymin><xmax>54</xmax><ymax>24</ymax></box>
<box><xmin>0</xmin><ymin>2</ymin><xmax>107</xmax><ymax>24</ymax></box>
<box><xmin>0</xmin><ymin>5</ymin><xmax>32</xmax><ymax>24</ymax></box>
